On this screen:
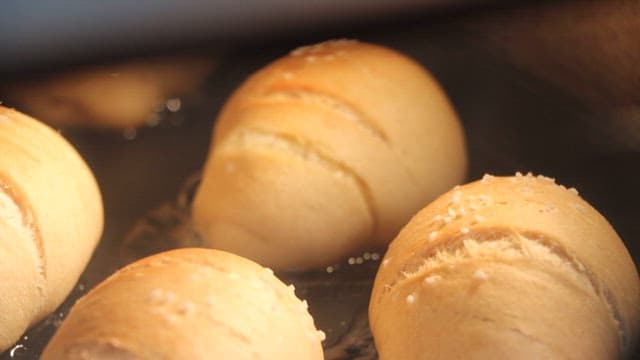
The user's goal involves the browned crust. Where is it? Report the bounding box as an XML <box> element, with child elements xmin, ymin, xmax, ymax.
<box><xmin>0</xmin><ymin>174</ymin><xmax>46</xmax><ymax>284</ymax></box>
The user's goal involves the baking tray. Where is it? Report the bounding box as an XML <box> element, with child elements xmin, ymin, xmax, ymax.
<box><xmin>1</xmin><ymin>2</ymin><xmax>639</xmax><ymax>358</ymax></box>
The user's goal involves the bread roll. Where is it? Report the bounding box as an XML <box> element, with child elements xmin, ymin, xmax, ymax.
<box><xmin>4</xmin><ymin>55</ymin><xmax>214</xmax><ymax>129</ymax></box>
<box><xmin>192</xmin><ymin>39</ymin><xmax>467</xmax><ymax>270</ymax></box>
<box><xmin>369</xmin><ymin>173</ymin><xmax>640</xmax><ymax>359</ymax></box>
<box><xmin>0</xmin><ymin>106</ymin><xmax>103</xmax><ymax>352</ymax></box>
<box><xmin>41</xmin><ymin>248</ymin><xmax>325</xmax><ymax>360</ymax></box>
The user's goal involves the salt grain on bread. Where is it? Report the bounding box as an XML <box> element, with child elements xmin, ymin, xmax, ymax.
<box><xmin>192</xmin><ymin>39</ymin><xmax>467</xmax><ymax>270</ymax></box>
<box><xmin>369</xmin><ymin>173</ymin><xmax>640</xmax><ymax>359</ymax></box>
<box><xmin>0</xmin><ymin>106</ymin><xmax>103</xmax><ymax>352</ymax></box>
<box><xmin>41</xmin><ymin>248</ymin><xmax>325</xmax><ymax>360</ymax></box>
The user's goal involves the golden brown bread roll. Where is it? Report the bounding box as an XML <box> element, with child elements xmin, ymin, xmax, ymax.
<box><xmin>192</xmin><ymin>39</ymin><xmax>467</xmax><ymax>270</ymax></box>
<box><xmin>41</xmin><ymin>248</ymin><xmax>325</xmax><ymax>360</ymax></box>
<box><xmin>369</xmin><ymin>173</ymin><xmax>640</xmax><ymax>359</ymax></box>
<box><xmin>0</xmin><ymin>106</ymin><xmax>103</xmax><ymax>352</ymax></box>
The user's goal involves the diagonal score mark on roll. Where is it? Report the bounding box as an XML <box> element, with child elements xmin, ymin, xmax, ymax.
<box><xmin>390</xmin><ymin>230</ymin><xmax>626</xmax><ymax>352</ymax></box>
<box><xmin>215</xmin><ymin>128</ymin><xmax>378</xmax><ymax>237</ymax></box>
<box><xmin>258</xmin><ymin>87</ymin><xmax>389</xmax><ymax>143</ymax></box>
<box><xmin>0</xmin><ymin>177</ymin><xmax>46</xmax><ymax>283</ymax></box>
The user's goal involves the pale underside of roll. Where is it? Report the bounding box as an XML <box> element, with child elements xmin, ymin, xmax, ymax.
<box><xmin>370</xmin><ymin>173</ymin><xmax>640</xmax><ymax>359</ymax></box>
<box><xmin>0</xmin><ymin>106</ymin><xmax>103</xmax><ymax>352</ymax></box>
<box><xmin>192</xmin><ymin>39</ymin><xmax>467</xmax><ymax>270</ymax></box>
<box><xmin>41</xmin><ymin>248</ymin><xmax>325</xmax><ymax>360</ymax></box>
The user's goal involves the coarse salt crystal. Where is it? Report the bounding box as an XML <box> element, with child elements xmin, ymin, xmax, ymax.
<box><xmin>473</xmin><ymin>269</ymin><xmax>488</xmax><ymax>281</ymax></box>
<box><xmin>460</xmin><ymin>227</ymin><xmax>470</xmax><ymax>234</ymax></box>
<box><xmin>424</xmin><ymin>275</ymin><xmax>442</xmax><ymax>285</ymax></box>
<box><xmin>149</xmin><ymin>289</ymin><xmax>163</xmax><ymax>300</ymax></box>
<box><xmin>481</xmin><ymin>174</ymin><xmax>494</xmax><ymax>182</ymax></box>
<box><xmin>291</xmin><ymin>46</ymin><xmax>310</xmax><ymax>56</ymax></box>
<box><xmin>429</xmin><ymin>231</ymin><xmax>439</xmax><ymax>241</ymax></box>
<box><xmin>317</xmin><ymin>330</ymin><xmax>326</xmax><ymax>341</ymax></box>
<box><xmin>537</xmin><ymin>174</ymin><xmax>555</xmax><ymax>183</ymax></box>
<box><xmin>406</xmin><ymin>294</ymin><xmax>416</xmax><ymax>305</ymax></box>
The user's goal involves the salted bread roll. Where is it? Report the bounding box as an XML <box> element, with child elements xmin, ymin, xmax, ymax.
<box><xmin>369</xmin><ymin>173</ymin><xmax>640</xmax><ymax>359</ymax></box>
<box><xmin>41</xmin><ymin>248</ymin><xmax>325</xmax><ymax>360</ymax></box>
<box><xmin>0</xmin><ymin>106</ymin><xmax>103</xmax><ymax>352</ymax></box>
<box><xmin>192</xmin><ymin>39</ymin><xmax>467</xmax><ymax>270</ymax></box>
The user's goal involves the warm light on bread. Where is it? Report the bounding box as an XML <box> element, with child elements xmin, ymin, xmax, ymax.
<box><xmin>192</xmin><ymin>39</ymin><xmax>467</xmax><ymax>270</ymax></box>
<box><xmin>370</xmin><ymin>173</ymin><xmax>640</xmax><ymax>359</ymax></box>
